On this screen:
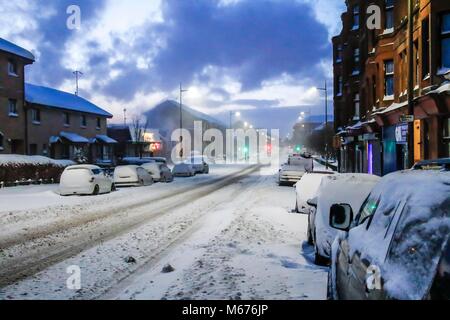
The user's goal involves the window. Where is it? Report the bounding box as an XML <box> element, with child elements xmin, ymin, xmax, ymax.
<box><xmin>354</xmin><ymin>93</ymin><xmax>360</xmax><ymax>120</ymax></box>
<box><xmin>414</xmin><ymin>41</ymin><xmax>420</xmax><ymax>87</ymax></box>
<box><xmin>0</xmin><ymin>132</ymin><xmax>4</xmax><ymax>150</ymax></box>
<box><xmin>385</xmin><ymin>0</ymin><xmax>395</xmax><ymax>31</ymax></box>
<box><xmin>42</xmin><ymin>144</ymin><xmax>48</xmax><ymax>156</ymax></box>
<box><xmin>81</xmin><ymin>115</ymin><xmax>87</xmax><ymax>127</ymax></box>
<box><xmin>422</xmin><ymin>18</ymin><xmax>430</xmax><ymax>78</ymax></box>
<box><xmin>96</xmin><ymin>117</ymin><xmax>101</xmax><ymax>129</ymax></box>
<box><xmin>8</xmin><ymin>59</ymin><xmax>18</xmax><ymax>76</ymax></box>
<box><xmin>443</xmin><ymin>117</ymin><xmax>450</xmax><ymax>158</ymax></box>
<box><xmin>31</xmin><ymin>109</ymin><xmax>41</xmax><ymax>124</ymax></box>
<box><xmin>63</xmin><ymin>112</ymin><xmax>70</xmax><ymax>126</ymax></box>
<box><xmin>399</xmin><ymin>51</ymin><xmax>408</xmax><ymax>94</ymax></box>
<box><xmin>440</xmin><ymin>13</ymin><xmax>450</xmax><ymax>71</ymax></box>
<box><xmin>336</xmin><ymin>76</ymin><xmax>343</xmax><ymax>96</ymax></box>
<box><xmin>8</xmin><ymin>99</ymin><xmax>18</xmax><ymax>116</ymax></box>
<box><xmin>356</xmin><ymin>195</ymin><xmax>381</xmax><ymax>227</ymax></box>
<box><xmin>336</xmin><ymin>45</ymin><xmax>343</xmax><ymax>63</ymax></box>
<box><xmin>352</xmin><ymin>5</ymin><xmax>360</xmax><ymax>30</ymax></box>
<box><xmin>29</xmin><ymin>144</ymin><xmax>38</xmax><ymax>155</ymax></box>
<box><xmin>384</xmin><ymin>60</ymin><xmax>394</xmax><ymax>97</ymax></box>
<box><xmin>353</xmin><ymin>48</ymin><xmax>360</xmax><ymax>74</ymax></box>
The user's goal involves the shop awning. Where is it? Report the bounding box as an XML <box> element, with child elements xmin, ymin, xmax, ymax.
<box><xmin>60</xmin><ymin>131</ymin><xmax>90</xmax><ymax>143</ymax></box>
<box><xmin>91</xmin><ymin>135</ymin><xmax>118</xmax><ymax>144</ymax></box>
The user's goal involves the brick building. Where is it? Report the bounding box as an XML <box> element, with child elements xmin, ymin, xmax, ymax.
<box><xmin>1</xmin><ymin>37</ymin><xmax>117</xmax><ymax>164</ymax></box>
<box><xmin>333</xmin><ymin>0</ymin><xmax>450</xmax><ymax>175</ymax></box>
<box><xmin>0</xmin><ymin>38</ymin><xmax>35</xmax><ymax>154</ymax></box>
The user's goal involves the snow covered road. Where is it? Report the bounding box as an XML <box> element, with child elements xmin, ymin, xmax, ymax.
<box><xmin>0</xmin><ymin>164</ymin><xmax>327</xmax><ymax>300</ymax></box>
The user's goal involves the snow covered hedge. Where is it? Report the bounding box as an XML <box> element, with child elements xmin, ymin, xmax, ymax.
<box><xmin>0</xmin><ymin>155</ymin><xmax>75</xmax><ymax>186</ymax></box>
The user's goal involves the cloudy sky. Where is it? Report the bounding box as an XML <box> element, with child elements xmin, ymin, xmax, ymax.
<box><xmin>0</xmin><ymin>0</ymin><xmax>345</xmax><ymax>135</ymax></box>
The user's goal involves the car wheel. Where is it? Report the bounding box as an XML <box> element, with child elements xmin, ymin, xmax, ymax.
<box><xmin>307</xmin><ymin>224</ymin><xmax>314</xmax><ymax>245</ymax></box>
<box><xmin>314</xmin><ymin>245</ymin><xmax>329</xmax><ymax>266</ymax></box>
<box><xmin>111</xmin><ymin>184</ymin><xmax>116</xmax><ymax>192</ymax></box>
<box><xmin>93</xmin><ymin>185</ymin><xmax>100</xmax><ymax>195</ymax></box>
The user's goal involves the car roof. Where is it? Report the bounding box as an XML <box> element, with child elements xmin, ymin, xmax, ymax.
<box><xmin>66</xmin><ymin>165</ymin><xmax>100</xmax><ymax>170</ymax></box>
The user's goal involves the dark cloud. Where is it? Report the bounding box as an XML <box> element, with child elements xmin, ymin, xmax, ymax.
<box><xmin>25</xmin><ymin>0</ymin><xmax>107</xmax><ymax>88</ymax></box>
<box><xmin>100</xmin><ymin>0</ymin><xmax>331</xmax><ymax>98</ymax></box>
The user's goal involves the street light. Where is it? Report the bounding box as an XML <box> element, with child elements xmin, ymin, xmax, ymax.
<box><xmin>317</xmin><ymin>81</ymin><xmax>329</xmax><ymax>170</ymax></box>
<box><xmin>229</xmin><ymin>111</ymin><xmax>241</xmax><ymax>129</ymax></box>
<box><xmin>179</xmin><ymin>83</ymin><xmax>188</xmax><ymax>157</ymax></box>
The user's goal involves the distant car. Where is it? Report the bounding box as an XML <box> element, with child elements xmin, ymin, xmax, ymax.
<box><xmin>309</xmin><ymin>173</ymin><xmax>380</xmax><ymax>265</ymax></box>
<box><xmin>114</xmin><ymin>165</ymin><xmax>154</xmax><ymax>187</ymax></box>
<box><xmin>172</xmin><ymin>163</ymin><xmax>196</xmax><ymax>177</ymax></box>
<box><xmin>278</xmin><ymin>156</ymin><xmax>314</xmax><ymax>185</ymax></box>
<box><xmin>412</xmin><ymin>158</ymin><xmax>450</xmax><ymax>171</ymax></box>
<box><xmin>141</xmin><ymin>162</ymin><xmax>174</xmax><ymax>183</ymax></box>
<box><xmin>60</xmin><ymin>165</ymin><xmax>114</xmax><ymax>196</ymax></box>
<box><xmin>328</xmin><ymin>171</ymin><xmax>450</xmax><ymax>300</ymax></box>
<box><xmin>190</xmin><ymin>156</ymin><xmax>210</xmax><ymax>174</ymax></box>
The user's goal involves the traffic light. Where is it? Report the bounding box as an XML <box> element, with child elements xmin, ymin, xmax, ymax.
<box><xmin>295</xmin><ymin>145</ymin><xmax>302</xmax><ymax>152</ymax></box>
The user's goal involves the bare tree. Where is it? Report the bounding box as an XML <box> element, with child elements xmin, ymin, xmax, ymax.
<box><xmin>131</xmin><ymin>115</ymin><xmax>149</xmax><ymax>158</ymax></box>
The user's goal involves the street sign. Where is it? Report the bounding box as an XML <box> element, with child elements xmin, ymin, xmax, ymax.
<box><xmin>400</xmin><ymin>115</ymin><xmax>414</xmax><ymax>123</ymax></box>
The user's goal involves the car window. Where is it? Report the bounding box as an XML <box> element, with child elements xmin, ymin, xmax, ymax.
<box><xmin>355</xmin><ymin>195</ymin><xmax>381</xmax><ymax>227</ymax></box>
<box><xmin>91</xmin><ymin>169</ymin><xmax>102</xmax><ymax>175</ymax></box>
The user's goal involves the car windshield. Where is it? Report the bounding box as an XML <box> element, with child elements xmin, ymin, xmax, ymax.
<box><xmin>91</xmin><ymin>169</ymin><xmax>102</xmax><ymax>175</ymax></box>
<box><xmin>384</xmin><ymin>200</ymin><xmax>450</xmax><ymax>299</ymax></box>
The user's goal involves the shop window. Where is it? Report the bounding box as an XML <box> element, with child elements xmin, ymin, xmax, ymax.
<box><xmin>0</xmin><ymin>132</ymin><xmax>4</xmax><ymax>150</ymax></box>
<box><xmin>443</xmin><ymin>117</ymin><xmax>450</xmax><ymax>157</ymax></box>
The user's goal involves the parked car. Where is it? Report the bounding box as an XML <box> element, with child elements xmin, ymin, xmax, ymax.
<box><xmin>328</xmin><ymin>171</ymin><xmax>450</xmax><ymax>300</ymax></box>
<box><xmin>278</xmin><ymin>156</ymin><xmax>314</xmax><ymax>186</ymax></box>
<box><xmin>113</xmin><ymin>165</ymin><xmax>154</xmax><ymax>187</ymax></box>
<box><xmin>172</xmin><ymin>163</ymin><xmax>196</xmax><ymax>177</ymax></box>
<box><xmin>190</xmin><ymin>156</ymin><xmax>210</xmax><ymax>174</ymax></box>
<box><xmin>295</xmin><ymin>171</ymin><xmax>335</xmax><ymax>214</ymax></box>
<box><xmin>60</xmin><ymin>165</ymin><xmax>114</xmax><ymax>196</ymax></box>
<box><xmin>309</xmin><ymin>173</ymin><xmax>380</xmax><ymax>265</ymax></box>
<box><xmin>412</xmin><ymin>158</ymin><xmax>450</xmax><ymax>171</ymax></box>
<box><xmin>141</xmin><ymin>162</ymin><xmax>174</xmax><ymax>183</ymax></box>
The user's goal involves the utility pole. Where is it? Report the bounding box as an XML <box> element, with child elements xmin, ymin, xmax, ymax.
<box><xmin>407</xmin><ymin>0</ymin><xmax>415</xmax><ymax>168</ymax></box>
<box><xmin>73</xmin><ymin>70</ymin><xmax>83</xmax><ymax>96</ymax></box>
<box><xmin>179</xmin><ymin>83</ymin><xmax>188</xmax><ymax>157</ymax></box>
<box><xmin>317</xmin><ymin>81</ymin><xmax>329</xmax><ymax>170</ymax></box>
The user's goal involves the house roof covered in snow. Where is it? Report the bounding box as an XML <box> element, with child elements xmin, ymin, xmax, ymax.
<box><xmin>0</xmin><ymin>38</ymin><xmax>35</xmax><ymax>61</ymax></box>
<box><xmin>25</xmin><ymin>83</ymin><xmax>113</xmax><ymax>118</ymax></box>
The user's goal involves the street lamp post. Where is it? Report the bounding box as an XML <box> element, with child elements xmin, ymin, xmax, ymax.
<box><xmin>179</xmin><ymin>83</ymin><xmax>188</xmax><ymax>157</ymax></box>
<box><xmin>317</xmin><ymin>81</ymin><xmax>329</xmax><ymax>170</ymax></box>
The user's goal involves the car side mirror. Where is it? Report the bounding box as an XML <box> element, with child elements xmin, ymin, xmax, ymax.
<box><xmin>329</xmin><ymin>204</ymin><xmax>353</xmax><ymax>232</ymax></box>
<box><xmin>307</xmin><ymin>197</ymin><xmax>318</xmax><ymax>208</ymax></box>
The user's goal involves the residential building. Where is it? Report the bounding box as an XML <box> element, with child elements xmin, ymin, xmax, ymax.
<box><xmin>25</xmin><ymin>83</ymin><xmax>116</xmax><ymax>163</ymax></box>
<box><xmin>333</xmin><ymin>0</ymin><xmax>450</xmax><ymax>176</ymax></box>
<box><xmin>0</xmin><ymin>38</ymin><xmax>35</xmax><ymax>154</ymax></box>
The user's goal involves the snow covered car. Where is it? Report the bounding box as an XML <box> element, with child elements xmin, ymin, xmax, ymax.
<box><xmin>278</xmin><ymin>157</ymin><xmax>314</xmax><ymax>186</ymax></box>
<box><xmin>172</xmin><ymin>163</ymin><xmax>196</xmax><ymax>177</ymax></box>
<box><xmin>310</xmin><ymin>173</ymin><xmax>380</xmax><ymax>265</ymax></box>
<box><xmin>295</xmin><ymin>171</ymin><xmax>335</xmax><ymax>214</ymax></box>
<box><xmin>141</xmin><ymin>162</ymin><xmax>174</xmax><ymax>183</ymax></box>
<box><xmin>412</xmin><ymin>158</ymin><xmax>450</xmax><ymax>171</ymax></box>
<box><xmin>328</xmin><ymin>171</ymin><xmax>450</xmax><ymax>300</ymax></box>
<box><xmin>113</xmin><ymin>165</ymin><xmax>154</xmax><ymax>187</ymax></box>
<box><xmin>190</xmin><ymin>156</ymin><xmax>210</xmax><ymax>174</ymax></box>
<box><xmin>60</xmin><ymin>165</ymin><xmax>114</xmax><ymax>196</ymax></box>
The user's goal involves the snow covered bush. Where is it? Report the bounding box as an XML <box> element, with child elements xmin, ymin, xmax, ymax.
<box><xmin>0</xmin><ymin>155</ymin><xmax>74</xmax><ymax>186</ymax></box>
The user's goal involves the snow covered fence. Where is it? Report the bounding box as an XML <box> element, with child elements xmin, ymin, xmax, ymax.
<box><xmin>0</xmin><ymin>155</ymin><xmax>75</xmax><ymax>187</ymax></box>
